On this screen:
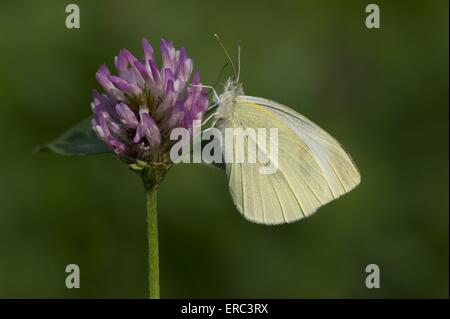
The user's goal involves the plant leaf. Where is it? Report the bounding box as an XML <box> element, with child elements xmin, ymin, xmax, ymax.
<box><xmin>35</xmin><ymin>117</ymin><xmax>111</xmax><ymax>156</ymax></box>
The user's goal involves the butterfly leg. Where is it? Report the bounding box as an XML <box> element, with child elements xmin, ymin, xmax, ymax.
<box><xmin>190</xmin><ymin>84</ymin><xmax>220</xmax><ymax>105</ymax></box>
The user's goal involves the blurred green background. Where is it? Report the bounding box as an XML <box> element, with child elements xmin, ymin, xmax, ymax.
<box><xmin>0</xmin><ymin>0</ymin><xmax>448</xmax><ymax>298</ymax></box>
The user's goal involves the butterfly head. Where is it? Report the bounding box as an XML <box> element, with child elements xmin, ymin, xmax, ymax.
<box><xmin>223</xmin><ymin>77</ymin><xmax>243</xmax><ymax>96</ymax></box>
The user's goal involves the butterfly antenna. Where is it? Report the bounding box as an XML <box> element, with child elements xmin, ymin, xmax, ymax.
<box><xmin>237</xmin><ymin>40</ymin><xmax>241</xmax><ymax>82</ymax></box>
<box><xmin>211</xmin><ymin>62</ymin><xmax>231</xmax><ymax>94</ymax></box>
<box><xmin>214</xmin><ymin>33</ymin><xmax>237</xmax><ymax>80</ymax></box>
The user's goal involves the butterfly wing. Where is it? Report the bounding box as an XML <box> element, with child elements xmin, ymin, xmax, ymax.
<box><xmin>220</xmin><ymin>95</ymin><xmax>360</xmax><ymax>225</ymax></box>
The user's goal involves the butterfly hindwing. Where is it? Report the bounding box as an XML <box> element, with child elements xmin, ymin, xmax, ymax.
<box><xmin>219</xmin><ymin>95</ymin><xmax>360</xmax><ymax>225</ymax></box>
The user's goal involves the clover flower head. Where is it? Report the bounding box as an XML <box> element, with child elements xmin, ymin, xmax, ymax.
<box><xmin>91</xmin><ymin>38</ymin><xmax>208</xmax><ymax>165</ymax></box>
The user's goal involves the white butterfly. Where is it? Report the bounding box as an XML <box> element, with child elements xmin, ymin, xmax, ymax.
<box><xmin>203</xmin><ymin>35</ymin><xmax>361</xmax><ymax>225</ymax></box>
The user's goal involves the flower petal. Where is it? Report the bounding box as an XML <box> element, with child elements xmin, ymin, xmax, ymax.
<box><xmin>115</xmin><ymin>102</ymin><xmax>139</xmax><ymax>128</ymax></box>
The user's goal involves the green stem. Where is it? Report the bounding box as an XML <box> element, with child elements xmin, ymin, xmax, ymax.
<box><xmin>141</xmin><ymin>165</ymin><xmax>168</xmax><ymax>299</ymax></box>
<box><xmin>145</xmin><ymin>185</ymin><xmax>160</xmax><ymax>299</ymax></box>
